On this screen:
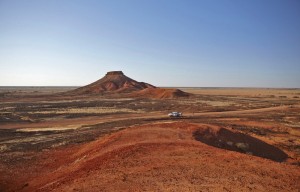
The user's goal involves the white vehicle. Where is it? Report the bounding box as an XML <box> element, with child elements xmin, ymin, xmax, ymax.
<box><xmin>168</xmin><ymin>112</ymin><xmax>182</xmax><ymax>117</ymax></box>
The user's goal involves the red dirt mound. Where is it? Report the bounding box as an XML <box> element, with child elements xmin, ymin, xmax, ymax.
<box><xmin>72</xmin><ymin>71</ymin><xmax>155</xmax><ymax>94</ymax></box>
<box><xmin>17</xmin><ymin>122</ymin><xmax>299</xmax><ymax>192</ymax></box>
<box><xmin>131</xmin><ymin>87</ymin><xmax>192</xmax><ymax>99</ymax></box>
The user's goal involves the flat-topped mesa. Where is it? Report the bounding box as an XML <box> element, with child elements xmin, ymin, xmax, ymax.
<box><xmin>106</xmin><ymin>71</ymin><xmax>124</xmax><ymax>76</ymax></box>
<box><xmin>70</xmin><ymin>70</ymin><xmax>191</xmax><ymax>98</ymax></box>
<box><xmin>71</xmin><ymin>70</ymin><xmax>155</xmax><ymax>94</ymax></box>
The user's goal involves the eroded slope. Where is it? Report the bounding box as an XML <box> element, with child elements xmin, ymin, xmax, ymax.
<box><xmin>18</xmin><ymin>122</ymin><xmax>300</xmax><ymax>192</ymax></box>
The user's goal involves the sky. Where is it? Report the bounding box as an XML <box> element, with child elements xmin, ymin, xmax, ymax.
<box><xmin>0</xmin><ymin>0</ymin><xmax>299</xmax><ymax>87</ymax></box>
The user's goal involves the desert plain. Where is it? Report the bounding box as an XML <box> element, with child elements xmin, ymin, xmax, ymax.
<box><xmin>0</xmin><ymin>84</ymin><xmax>300</xmax><ymax>191</ymax></box>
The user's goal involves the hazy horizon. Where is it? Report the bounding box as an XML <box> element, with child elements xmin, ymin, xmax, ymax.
<box><xmin>1</xmin><ymin>85</ymin><xmax>300</xmax><ymax>89</ymax></box>
<box><xmin>1</xmin><ymin>0</ymin><xmax>300</xmax><ymax>88</ymax></box>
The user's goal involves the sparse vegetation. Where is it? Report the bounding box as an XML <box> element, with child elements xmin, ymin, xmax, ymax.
<box><xmin>0</xmin><ymin>87</ymin><xmax>300</xmax><ymax>191</ymax></box>
<box><xmin>28</xmin><ymin>107</ymin><xmax>142</xmax><ymax>114</ymax></box>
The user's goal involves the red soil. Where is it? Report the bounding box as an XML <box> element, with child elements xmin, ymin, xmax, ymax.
<box><xmin>131</xmin><ymin>87</ymin><xmax>192</xmax><ymax>99</ymax></box>
<box><xmin>13</xmin><ymin>122</ymin><xmax>299</xmax><ymax>192</ymax></box>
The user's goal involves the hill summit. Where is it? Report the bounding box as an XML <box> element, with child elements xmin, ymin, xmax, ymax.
<box><xmin>73</xmin><ymin>71</ymin><xmax>155</xmax><ymax>94</ymax></box>
<box><xmin>72</xmin><ymin>71</ymin><xmax>191</xmax><ymax>99</ymax></box>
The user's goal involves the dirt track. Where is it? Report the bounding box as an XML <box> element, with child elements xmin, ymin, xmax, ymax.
<box><xmin>1</xmin><ymin>105</ymin><xmax>295</xmax><ymax>130</ymax></box>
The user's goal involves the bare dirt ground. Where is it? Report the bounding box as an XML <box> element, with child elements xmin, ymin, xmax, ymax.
<box><xmin>0</xmin><ymin>87</ymin><xmax>300</xmax><ymax>191</ymax></box>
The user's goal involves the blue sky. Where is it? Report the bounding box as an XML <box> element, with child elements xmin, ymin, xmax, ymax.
<box><xmin>0</xmin><ymin>0</ymin><xmax>299</xmax><ymax>87</ymax></box>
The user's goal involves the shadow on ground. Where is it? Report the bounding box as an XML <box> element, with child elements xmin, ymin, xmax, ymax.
<box><xmin>193</xmin><ymin>127</ymin><xmax>288</xmax><ymax>162</ymax></box>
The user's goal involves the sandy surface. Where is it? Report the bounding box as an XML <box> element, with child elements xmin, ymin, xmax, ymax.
<box><xmin>0</xmin><ymin>105</ymin><xmax>294</xmax><ymax>131</ymax></box>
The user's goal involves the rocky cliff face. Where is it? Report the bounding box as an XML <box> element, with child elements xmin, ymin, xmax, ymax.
<box><xmin>105</xmin><ymin>71</ymin><xmax>124</xmax><ymax>76</ymax></box>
